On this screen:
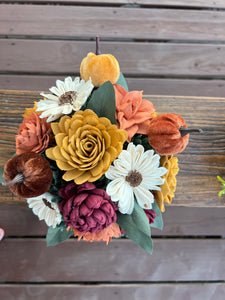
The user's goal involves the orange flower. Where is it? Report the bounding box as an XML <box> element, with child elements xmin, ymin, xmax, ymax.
<box><xmin>70</xmin><ymin>223</ymin><xmax>121</xmax><ymax>245</ymax></box>
<box><xmin>16</xmin><ymin>112</ymin><xmax>52</xmax><ymax>155</ymax></box>
<box><xmin>114</xmin><ymin>84</ymin><xmax>155</xmax><ymax>141</ymax></box>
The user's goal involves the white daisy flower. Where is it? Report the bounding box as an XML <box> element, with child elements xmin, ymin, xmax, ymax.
<box><xmin>36</xmin><ymin>76</ymin><xmax>94</xmax><ymax>122</ymax></box>
<box><xmin>106</xmin><ymin>143</ymin><xmax>167</xmax><ymax>215</ymax></box>
<box><xmin>27</xmin><ymin>192</ymin><xmax>62</xmax><ymax>228</ymax></box>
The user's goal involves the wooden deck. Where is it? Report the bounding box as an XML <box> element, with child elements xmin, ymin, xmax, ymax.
<box><xmin>0</xmin><ymin>1</ymin><xmax>225</xmax><ymax>299</ymax></box>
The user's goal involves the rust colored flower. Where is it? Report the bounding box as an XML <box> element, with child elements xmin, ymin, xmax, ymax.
<box><xmin>70</xmin><ymin>223</ymin><xmax>121</xmax><ymax>244</ymax></box>
<box><xmin>154</xmin><ymin>155</ymin><xmax>179</xmax><ymax>212</ymax></box>
<box><xmin>16</xmin><ymin>112</ymin><xmax>52</xmax><ymax>155</ymax></box>
<box><xmin>114</xmin><ymin>84</ymin><xmax>155</xmax><ymax>142</ymax></box>
<box><xmin>148</xmin><ymin>113</ymin><xmax>190</xmax><ymax>155</ymax></box>
<box><xmin>3</xmin><ymin>152</ymin><xmax>53</xmax><ymax>198</ymax></box>
<box><xmin>46</xmin><ymin>109</ymin><xmax>128</xmax><ymax>184</ymax></box>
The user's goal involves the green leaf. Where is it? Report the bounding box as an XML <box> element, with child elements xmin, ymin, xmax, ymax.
<box><xmin>116</xmin><ymin>201</ymin><xmax>153</xmax><ymax>253</ymax></box>
<box><xmin>150</xmin><ymin>201</ymin><xmax>163</xmax><ymax>230</ymax></box>
<box><xmin>116</xmin><ymin>72</ymin><xmax>129</xmax><ymax>91</ymax></box>
<box><xmin>86</xmin><ymin>81</ymin><xmax>117</xmax><ymax>124</ymax></box>
<box><xmin>46</xmin><ymin>225</ymin><xmax>74</xmax><ymax>247</ymax></box>
<box><xmin>0</xmin><ymin>167</ymin><xmax>4</xmax><ymax>184</ymax></box>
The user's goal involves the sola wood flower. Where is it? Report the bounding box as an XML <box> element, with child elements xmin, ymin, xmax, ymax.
<box><xmin>27</xmin><ymin>192</ymin><xmax>61</xmax><ymax>228</ymax></box>
<box><xmin>46</xmin><ymin>109</ymin><xmax>128</xmax><ymax>184</ymax></box>
<box><xmin>71</xmin><ymin>223</ymin><xmax>121</xmax><ymax>244</ymax></box>
<box><xmin>154</xmin><ymin>155</ymin><xmax>179</xmax><ymax>212</ymax></box>
<box><xmin>16</xmin><ymin>112</ymin><xmax>52</xmax><ymax>155</ymax></box>
<box><xmin>105</xmin><ymin>143</ymin><xmax>167</xmax><ymax>214</ymax></box>
<box><xmin>59</xmin><ymin>182</ymin><xmax>117</xmax><ymax>233</ymax></box>
<box><xmin>36</xmin><ymin>77</ymin><xmax>94</xmax><ymax>122</ymax></box>
<box><xmin>114</xmin><ymin>84</ymin><xmax>155</xmax><ymax>142</ymax></box>
<box><xmin>2</xmin><ymin>153</ymin><xmax>53</xmax><ymax>198</ymax></box>
<box><xmin>148</xmin><ymin>113</ymin><xmax>201</xmax><ymax>155</ymax></box>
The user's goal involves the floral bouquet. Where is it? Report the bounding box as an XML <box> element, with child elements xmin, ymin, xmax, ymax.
<box><xmin>1</xmin><ymin>38</ymin><xmax>200</xmax><ymax>253</ymax></box>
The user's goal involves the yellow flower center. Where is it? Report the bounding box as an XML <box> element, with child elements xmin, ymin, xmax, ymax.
<box><xmin>126</xmin><ymin>170</ymin><xmax>142</xmax><ymax>187</ymax></box>
<box><xmin>58</xmin><ymin>91</ymin><xmax>77</xmax><ymax>106</ymax></box>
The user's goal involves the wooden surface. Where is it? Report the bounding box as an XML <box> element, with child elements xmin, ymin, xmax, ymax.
<box><xmin>0</xmin><ymin>90</ymin><xmax>224</xmax><ymax>207</ymax></box>
<box><xmin>1</xmin><ymin>1</ymin><xmax>225</xmax><ymax>96</ymax></box>
<box><xmin>1</xmin><ymin>1</ymin><xmax>225</xmax><ymax>299</ymax></box>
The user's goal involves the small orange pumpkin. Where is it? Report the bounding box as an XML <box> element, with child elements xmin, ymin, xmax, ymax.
<box><xmin>147</xmin><ymin>113</ymin><xmax>190</xmax><ymax>155</ymax></box>
<box><xmin>80</xmin><ymin>37</ymin><xmax>120</xmax><ymax>87</ymax></box>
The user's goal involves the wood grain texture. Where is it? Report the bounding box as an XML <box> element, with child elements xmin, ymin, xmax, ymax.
<box><xmin>1</xmin><ymin>238</ymin><xmax>225</xmax><ymax>282</ymax></box>
<box><xmin>1</xmin><ymin>204</ymin><xmax>225</xmax><ymax>236</ymax></box>
<box><xmin>0</xmin><ymin>283</ymin><xmax>225</xmax><ymax>300</ymax></box>
<box><xmin>1</xmin><ymin>75</ymin><xmax>225</xmax><ymax>97</ymax></box>
<box><xmin>1</xmin><ymin>39</ymin><xmax>225</xmax><ymax>77</ymax></box>
<box><xmin>0</xmin><ymin>90</ymin><xmax>224</xmax><ymax>207</ymax></box>
<box><xmin>1</xmin><ymin>5</ymin><xmax>225</xmax><ymax>41</ymax></box>
<box><xmin>3</xmin><ymin>0</ymin><xmax>225</xmax><ymax>9</ymax></box>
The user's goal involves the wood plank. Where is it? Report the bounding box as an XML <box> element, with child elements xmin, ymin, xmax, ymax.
<box><xmin>1</xmin><ymin>75</ymin><xmax>225</xmax><ymax>98</ymax></box>
<box><xmin>1</xmin><ymin>238</ymin><xmax>225</xmax><ymax>282</ymax></box>
<box><xmin>3</xmin><ymin>0</ymin><xmax>225</xmax><ymax>9</ymax></box>
<box><xmin>0</xmin><ymin>90</ymin><xmax>224</xmax><ymax>207</ymax></box>
<box><xmin>0</xmin><ymin>283</ymin><xmax>225</xmax><ymax>300</ymax></box>
<box><xmin>1</xmin><ymin>204</ymin><xmax>225</xmax><ymax>236</ymax></box>
<box><xmin>1</xmin><ymin>39</ymin><xmax>225</xmax><ymax>77</ymax></box>
<box><xmin>1</xmin><ymin>5</ymin><xmax>225</xmax><ymax>41</ymax></box>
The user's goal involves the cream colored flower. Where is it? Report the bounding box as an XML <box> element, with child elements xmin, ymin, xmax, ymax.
<box><xmin>106</xmin><ymin>143</ymin><xmax>167</xmax><ymax>214</ymax></box>
<box><xmin>27</xmin><ymin>192</ymin><xmax>62</xmax><ymax>228</ymax></box>
<box><xmin>36</xmin><ymin>77</ymin><xmax>94</xmax><ymax>122</ymax></box>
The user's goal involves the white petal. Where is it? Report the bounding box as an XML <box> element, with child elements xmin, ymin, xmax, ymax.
<box><xmin>62</xmin><ymin>104</ymin><xmax>73</xmax><ymax>115</ymax></box>
<box><xmin>106</xmin><ymin>178</ymin><xmax>126</xmax><ymax>202</ymax></box>
<box><xmin>118</xmin><ymin>185</ymin><xmax>134</xmax><ymax>215</ymax></box>
<box><xmin>40</xmin><ymin>93</ymin><xmax>58</xmax><ymax>101</ymax></box>
<box><xmin>64</xmin><ymin>77</ymin><xmax>73</xmax><ymax>91</ymax></box>
<box><xmin>49</xmin><ymin>86</ymin><xmax>62</xmax><ymax>97</ymax></box>
<box><xmin>134</xmin><ymin>186</ymin><xmax>154</xmax><ymax>210</ymax></box>
<box><xmin>56</xmin><ymin>80</ymin><xmax>66</xmax><ymax>94</ymax></box>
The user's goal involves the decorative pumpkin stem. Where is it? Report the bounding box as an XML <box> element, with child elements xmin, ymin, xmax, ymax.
<box><xmin>96</xmin><ymin>36</ymin><xmax>101</xmax><ymax>55</ymax></box>
<box><xmin>2</xmin><ymin>173</ymin><xmax>24</xmax><ymax>187</ymax></box>
<box><xmin>179</xmin><ymin>127</ymin><xmax>202</xmax><ymax>137</ymax></box>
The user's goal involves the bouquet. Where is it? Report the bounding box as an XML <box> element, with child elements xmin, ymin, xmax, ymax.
<box><xmin>1</xmin><ymin>38</ymin><xmax>200</xmax><ymax>253</ymax></box>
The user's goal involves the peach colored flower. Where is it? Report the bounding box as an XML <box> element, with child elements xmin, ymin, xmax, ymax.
<box><xmin>16</xmin><ymin>112</ymin><xmax>52</xmax><ymax>155</ymax></box>
<box><xmin>114</xmin><ymin>84</ymin><xmax>155</xmax><ymax>141</ymax></box>
<box><xmin>69</xmin><ymin>223</ymin><xmax>121</xmax><ymax>244</ymax></box>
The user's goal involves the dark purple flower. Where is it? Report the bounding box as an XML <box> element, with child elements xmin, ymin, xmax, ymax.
<box><xmin>59</xmin><ymin>182</ymin><xmax>117</xmax><ymax>233</ymax></box>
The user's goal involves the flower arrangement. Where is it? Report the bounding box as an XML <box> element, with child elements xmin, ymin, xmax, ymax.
<box><xmin>1</xmin><ymin>38</ymin><xmax>201</xmax><ymax>253</ymax></box>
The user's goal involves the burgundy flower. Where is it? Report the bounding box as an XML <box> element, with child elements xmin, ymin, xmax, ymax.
<box><xmin>144</xmin><ymin>209</ymin><xmax>156</xmax><ymax>225</ymax></box>
<box><xmin>58</xmin><ymin>182</ymin><xmax>117</xmax><ymax>233</ymax></box>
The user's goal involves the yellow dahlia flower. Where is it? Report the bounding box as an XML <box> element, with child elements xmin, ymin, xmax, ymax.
<box><xmin>154</xmin><ymin>156</ymin><xmax>179</xmax><ymax>212</ymax></box>
<box><xmin>46</xmin><ymin>109</ymin><xmax>128</xmax><ymax>184</ymax></box>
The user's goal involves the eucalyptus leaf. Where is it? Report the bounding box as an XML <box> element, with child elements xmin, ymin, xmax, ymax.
<box><xmin>46</xmin><ymin>225</ymin><xmax>73</xmax><ymax>247</ymax></box>
<box><xmin>116</xmin><ymin>72</ymin><xmax>129</xmax><ymax>91</ymax></box>
<box><xmin>86</xmin><ymin>81</ymin><xmax>117</xmax><ymax>124</ymax></box>
<box><xmin>0</xmin><ymin>167</ymin><xmax>4</xmax><ymax>184</ymax></box>
<box><xmin>116</xmin><ymin>201</ymin><xmax>153</xmax><ymax>253</ymax></box>
<box><xmin>150</xmin><ymin>201</ymin><xmax>163</xmax><ymax>230</ymax></box>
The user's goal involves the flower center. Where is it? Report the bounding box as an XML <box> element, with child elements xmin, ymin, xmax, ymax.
<box><xmin>42</xmin><ymin>198</ymin><xmax>54</xmax><ymax>210</ymax></box>
<box><xmin>125</xmin><ymin>170</ymin><xmax>143</xmax><ymax>187</ymax></box>
<box><xmin>58</xmin><ymin>91</ymin><xmax>77</xmax><ymax>106</ymax></box>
